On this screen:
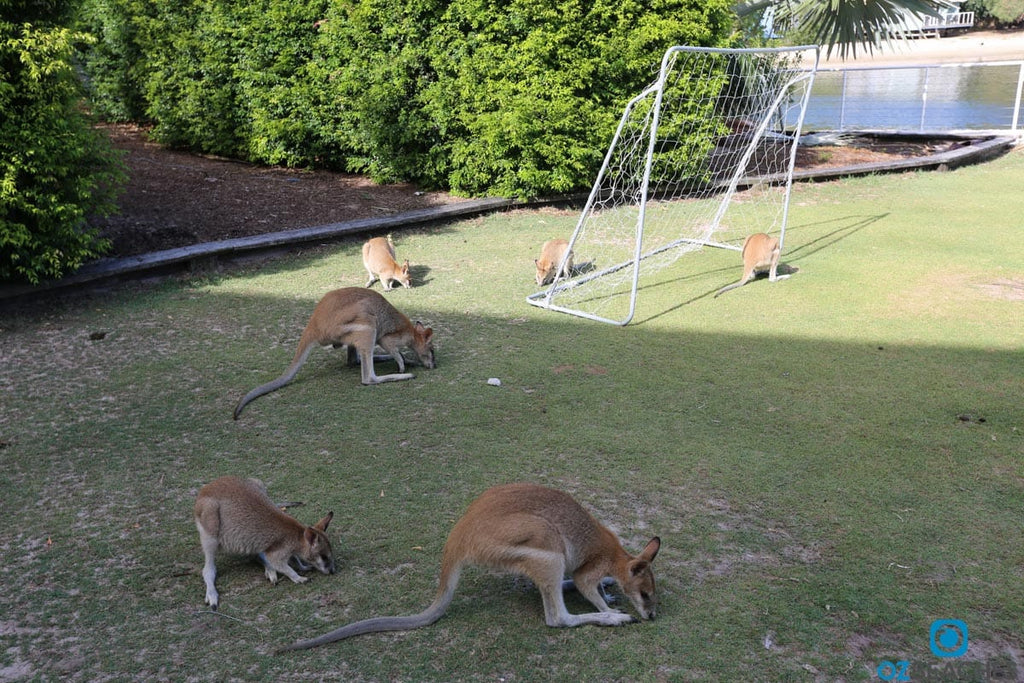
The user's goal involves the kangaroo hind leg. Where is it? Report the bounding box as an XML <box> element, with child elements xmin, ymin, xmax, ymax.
<box><xmin>356</xmin><ymin>332</ymin><xmax>413</xmax><ymax>385</ymax></box>
<box><xmin>196</xmin><ymin>521</ymin><xmax>221</xmax><ymax>609</ymax></box>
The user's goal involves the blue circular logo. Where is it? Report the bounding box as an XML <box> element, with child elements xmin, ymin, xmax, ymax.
<box><xmin>929</xmin><ymin>619</ymin><xmax>969</xmax><ymax>658</ymax></box>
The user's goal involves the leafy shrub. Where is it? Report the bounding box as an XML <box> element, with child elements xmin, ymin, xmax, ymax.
<box><xmin>313</xmin><ymin>0</ymin><xmax>448</xmax><ymax>183</ymax></box>
<box><xmin>142</xmin><ymin>0</ymin><xmax>249</xmax><ymax>158</ymax></box>
<box><xmin>962</xmin><ymin>0</ymin><xmax>1024</xmax><ymax>26</ymax></box>
<box><xmin>1</xmin><ymin>5</ymin><xmax>125</xmax><ymax>284</ymax></box>
<box><xmin>75</xmin><ymin>0</ymin><xmax>156</xmax><ymax>121</ymax></box>
<box><xmin>325</xmin><ymin>0</ymin><xmax>735</xmax><ymax>196</ymax></box>
<box><xmin>75</xmin><ymin>0</ymin><xmax>734</xmax><ymax>198</ymax></box>
<box><xmin>420</xmin><ymin>0</ymin><xmax>735</xmax><ymax>196</ymax></box>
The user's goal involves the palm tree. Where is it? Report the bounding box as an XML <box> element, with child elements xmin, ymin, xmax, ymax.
<box><xmin>735</xmin><ymin>0</ymin><xmax>943</xmax><ymax>58</ymax></box>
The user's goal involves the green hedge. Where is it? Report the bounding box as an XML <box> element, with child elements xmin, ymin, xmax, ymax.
<box><xmin>1</xmin><ymin>1</ymin><xmax>125</xmax><ymax>284</ymax></box>
<box><xmin>78</xmin><ymin>0</ymin><xmax>733</xmax><ymax>198</ymax></box>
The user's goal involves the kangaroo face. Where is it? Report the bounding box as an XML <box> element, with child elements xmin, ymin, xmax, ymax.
<box><xmin>302</xmin><ymin>513</ymin><xmax>336</xmax><ymax>575</ymax></box>
<box><xmin>412</xmin><ymin>322</ymin><xmax>436</xmax><ymax>369</ymax></box>
<box><xmin>397</xmin><ymin>260</ymin><xmax>412</xmax><ymax>288</ymax></box>
<box><xmin>535</xmin><ymin>259</ymin><xmax>554</xmax><ymax>286</ymax></box>
<box><xmin>621</xmin><ymin>537</ymin><xmax>661</xmax><ymax>620</ymax></box>
<box><xmin>306</xmin><ymin>532</ymin><xmax>336</xmax><ymax>575</ymax></box>
<box><xmin>623</xmin><ymin>565</ymin><xmax>657</xmax><ymax>620</ymax></box>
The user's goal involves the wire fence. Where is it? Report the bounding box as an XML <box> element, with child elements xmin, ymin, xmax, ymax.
<box><xmin>798</xmin><ymin>60</ymin><xmax>1024</xmax><ymax>134</ymax></box>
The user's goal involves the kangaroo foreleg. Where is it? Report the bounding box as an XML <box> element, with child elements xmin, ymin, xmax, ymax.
<box><xmin>258</xmin><ymin>551</ymin><xmax>308</xmax><ymax>585</ymax></box>
<box><xmin>349</xmin><ymin>340</ymin><xmax>412</xmax><ymax>376</ymax></box>
<box><xmin>539</xmin><ymin>579</ymin><xmax>635</xmax><ymax>627</ymax></box>
<box><xmin>517</xmin><ymin>550</ymin><xmax>633</xmax><ymax>628</ymax></box>
<box><xmin>290</xmin><ymin>556</ymin><xmax>313</xmax><ymax>572</ymax></box>
<box><xmin>377</xmin><ymin>341</ymin><xmax>407</xmax><ymax>373</ymax></box>
<box><xmin>562</xmin><ymin>576</ymin><xmax>617</xmax><ymax>610</ymax></box>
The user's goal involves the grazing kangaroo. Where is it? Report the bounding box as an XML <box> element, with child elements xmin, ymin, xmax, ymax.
<box><xmin>714</xmin><ymin>232</ymin><xmax>788</xmax><ymax>298</ymax></box>
<box><xmin>363</xmin><ymin>235</ymin><xmax>411</xmax><ymax>290</ymax></box>
<box><xmin>278</xmin><ymin>483</ymin><xmax>660</xmax><ymax>652</ymax></box>
<box><xmin>535</xmin><ymin>238</ymin><xmax>574</xmax><ymax>286</ymax></box>
<box><xmin>194</xmin><ymin>476</ymin><xmax>335</xmax><ymax>609</ymax></box>
<box><xmin>233</xmin><ymin>288</ymin><xmax>435</xmax><ymax>419</ymax></box>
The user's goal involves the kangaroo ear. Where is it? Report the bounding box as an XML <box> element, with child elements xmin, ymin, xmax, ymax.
<box><xmin>639</xmin><ymin>536</ymin><xmax>661</xmax><ymax>563</ymax></box>
<box><xmin>628</xmin><ymin>538</ymin><xmax>661</xmax><ymax>576</ymax></box>
<box><xmin>313</xmin><ymin>511</ymin><xmax>333</xmax><ymax>532</ymax></box>
<box><xmin>402</xmin><ymin>259</ymin><xmax>410</xmax><ymax>274</ymax></box>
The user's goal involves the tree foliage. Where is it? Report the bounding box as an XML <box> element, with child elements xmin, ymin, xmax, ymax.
<box><xmin>962</xmin><ymin>0</ymin><xmax>1024</xmax><ymax>26</ymax></box>
<box><xmin>76</xmin><ymin>0</ymin><xmax>734</xmax><ymax>198</ymax></box>
<box><xmin>1</xmin><ymin>1</ymin><xmax>125</xmax><ymax>284</ymax></box>
<box><xmin>736</xmin><ymin>0</ymin><xmax>948</xmax><ymax>59</ymax></box>
<box><xmin>787</xmin><ymin>0</ymin><xmax>942</xmax><ymax>58</ymax></box>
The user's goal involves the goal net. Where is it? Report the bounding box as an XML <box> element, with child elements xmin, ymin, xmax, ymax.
<box><xmin>526</xmin><ymin>45</ymin><xmax>819</xmax><ymax>325</ymax></box>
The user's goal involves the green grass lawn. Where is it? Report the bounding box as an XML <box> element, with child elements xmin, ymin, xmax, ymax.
<box><xmin>2</xmin><ymin>149</ymin><xmax>1021</xmax><ymax>682</ymax></box>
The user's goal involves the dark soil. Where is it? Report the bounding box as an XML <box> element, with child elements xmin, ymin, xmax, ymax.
<box><xmin>92</xmin><ymin>124</ymin><xmax>465</xmax><ymax>259</ymax></box>
<box><xmin>92</xmin><ymin>123</ymin><xmax>948</xmax><ymax>259</ymax></box>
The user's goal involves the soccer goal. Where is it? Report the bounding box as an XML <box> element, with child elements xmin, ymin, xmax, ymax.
<box><xmin>527</xmin><ymin>45</ymin><xmax>820</xmax><ymax>325</ymax></box>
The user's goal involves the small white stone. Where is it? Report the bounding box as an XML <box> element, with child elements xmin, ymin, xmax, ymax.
<box><xmin>487</xmin><ymin>378</ymin><xmax>502</xmax><ymax>386</ymax></box>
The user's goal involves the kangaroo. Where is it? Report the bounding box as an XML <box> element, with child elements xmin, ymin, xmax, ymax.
<box><xmin>714</xmin><ymin>232</ymin><xmax>789</xmax><ymax>298</ymax></box>
<box><xmin>194</xmin><ymin>476</ymin><xmax>335</xmax><ymax>610</ymax></box>
<box><xmin>535</xmin><ymin>238</ymin><xmax>574</xmax><ymax>286</ymax></box>
<box><xmin>278</xmin><ymin>483</ymin><xmax>660</xmax><ymax>652</ymax></box>
<box><xmin>363</xmin><ymin>235</ymin><xmax>411</xmax><ymax>290</ymax></box>
<box><xmin>233</xmin><ymin>287</ymin><xmax>435</xmax><ymax>419</ymax></box>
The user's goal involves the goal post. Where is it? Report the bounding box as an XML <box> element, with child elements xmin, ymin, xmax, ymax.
<box><xmin>527</xmin><ymin>45</ymin><xmax>820</xmax><ymax>325</ymax></box>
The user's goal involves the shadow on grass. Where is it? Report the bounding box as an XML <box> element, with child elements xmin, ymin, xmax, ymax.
<box><xmin>0</xmin><ymin>239</ymin><xmax>1021</xmax><ymax>681</ymax></box>
<box><xmin>783</xmin><ymin>212</ymin><xmax>889</xmax><ymax>261</ymax></box>
<box><xmin>631</xmin><ymin>213</ymin><xmax>887</xmax><ymax>324</ymax></box>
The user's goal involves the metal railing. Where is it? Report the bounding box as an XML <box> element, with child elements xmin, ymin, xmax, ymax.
<box><xmin>800</xmin><ymin>60</ymin><xmax>1024</xmax><ymax>134</ymax></box>
<box><xmin>923</xmin><ymin>11</ymin><xmax>975</xmax><ymax>31</ymax></box>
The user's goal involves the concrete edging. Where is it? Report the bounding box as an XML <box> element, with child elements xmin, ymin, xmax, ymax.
<box><xmin>1</xmin><ymin>133</ymin><xmax>1015</xmax><ymax>303</ymax></box>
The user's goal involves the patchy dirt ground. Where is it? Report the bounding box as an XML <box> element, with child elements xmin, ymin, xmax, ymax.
<box><xmin>92</xmin><ymin>123</ymin><xmax>945</xmax><ymax>259</ymax></box>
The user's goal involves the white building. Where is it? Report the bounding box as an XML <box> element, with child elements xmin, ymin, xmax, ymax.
<box><xmin>891</xmin><ymin>1</ymin><xmax>975</xmax><ymax>38</ymax></box>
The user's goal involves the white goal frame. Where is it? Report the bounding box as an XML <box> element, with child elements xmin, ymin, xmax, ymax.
<box><xmin>527</xmin><ymin>45</ymin><xmax>820</xmax><ymax>325</ymax></box>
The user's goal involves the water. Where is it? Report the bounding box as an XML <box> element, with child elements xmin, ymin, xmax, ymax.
<box><xmin>798</xmin><ymin>62</ymin><xmax>1023</xmax><ymax>131</ymax></box>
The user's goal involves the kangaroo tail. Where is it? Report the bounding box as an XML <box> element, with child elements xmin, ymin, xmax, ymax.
<box><xmin>714</xmin><ymin>280</ymin><xmax>744</xmax><ymax>298</ymax></box>
<box><xmin>233</xmin><ymin>342</ymin><xmax>317</xmax><ymax>419</ymax></box>
<box><xmin>276</xmin><ymin>570</ymin><xmax>459</xmax><ymax>653</ymax></box>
